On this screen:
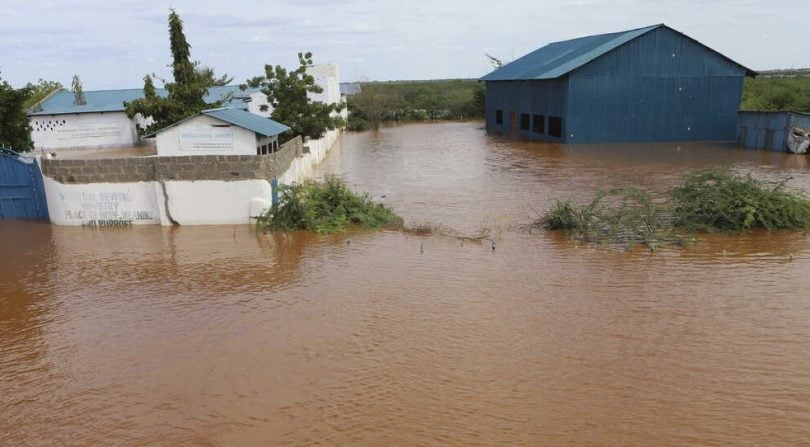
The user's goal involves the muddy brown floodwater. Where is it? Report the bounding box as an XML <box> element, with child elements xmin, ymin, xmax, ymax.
<box><xmin>2</xmin><ymin>122</ymin><xmax>810</xmax><ymax>446</ymax></box>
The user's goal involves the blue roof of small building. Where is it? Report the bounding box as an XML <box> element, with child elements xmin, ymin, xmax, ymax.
<box><xmin>201</xmin><ymin>108</ymin><xmax>290</xmax><ymax>137</ymax></box>
<box><xmin>480</xmin><ymin>24</ymin><xmax>755</xmax><ymax>81</ymax></box>
<box><xmin>146</xmin><ymin>108</ymin><xmax>290</xmax><ymax>138</ymax></box>
<box><xmin>28</xmin><ymin>85</ymin><xmax>262</xmax><ymax>116</ymax></box>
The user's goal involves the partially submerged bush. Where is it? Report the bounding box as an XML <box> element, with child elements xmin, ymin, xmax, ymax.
<box><xmin>540</xmin><ymin>167</ymin><xmax>810</xmax><ymax>249</ymax></box>
<box><xmin>541</xmin><ymin>188</ymin><xmax>680</xmax><ymax>249</ymax></box>
<box><xmin>257</xmin><ymin>176</ymin><xmax>401</xmax><ymax>233</ymax></box>
<box><xmin>544</xmin><ymin>199</ymin><xmax>579</xmax><ymax>230</ymax></box>
<box><xmin>669</xmin><ymin>167</ymin><xmax>810</xmax><ymax>232</ymax></box>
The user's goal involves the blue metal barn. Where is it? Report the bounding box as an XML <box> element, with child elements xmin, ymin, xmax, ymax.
<box><xmin>481</xmin><ymin>24</ymin><xmax>756</xmax><ymax>143</ymax></box>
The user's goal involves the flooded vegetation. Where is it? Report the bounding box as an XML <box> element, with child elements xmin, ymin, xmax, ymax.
<box><xmin>257</xmin><ymin>176</ymin><xmax>401</xmax><ymax>233</ymax></box>
<box><xmin>3</xmin><ymin>122</ymin><xmax>810</xmax><ymax>446</ymax></box>
<box><xmin>541</xmin><ymin>167</ymin><xmax>810</xmax><ymax>249</ymax></box>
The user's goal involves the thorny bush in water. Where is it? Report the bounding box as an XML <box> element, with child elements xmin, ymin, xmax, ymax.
<box><xmin>542</xmin><ymin>187</ymin><xmax>684</xmax><ymax>250</ymax></box>
<box><xmin>668</xmin><ymin>167</ymin><xmax>810</xmax><ymax>232</ymax></box>
<box><xmin>541</xmin><ymin>167</ymin><xmax>810</xmax><ymax>249</ymax></box>
<box><xmin>257</xmin><ymin>176</ymin><xmax>402</xmax><ymax>234</ymax></box>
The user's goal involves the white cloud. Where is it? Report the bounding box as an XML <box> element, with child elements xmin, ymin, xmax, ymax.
<box><xmin>0</xmin><ymin>0</ymin><xmax>807</xmax><ymax>87</ymax></box>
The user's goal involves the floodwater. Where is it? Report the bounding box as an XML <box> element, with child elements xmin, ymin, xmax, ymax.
<box><xmin>3</xmin><ymin>122</ymin><xmax>810</xmax><ymax>446</ymax></box>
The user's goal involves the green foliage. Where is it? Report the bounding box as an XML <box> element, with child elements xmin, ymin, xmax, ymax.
<box><xmin>542</xmin><ymin>168</ymin><xmax>810</xmax><ymax>249</ymax></box>
<box><xmin>669</xmin><ymin>167</ymin><xmax>810</xmax><ymax>232</ymax></box>
<box><xmin>543</xmin><ymin>199</ymin><xmax>579</xmax><ymax>230</ymax></box>
<box><xmin>0</xmin><ymin>73</ymin><xmax>34</xmax><ymax>152</ymax></box>
<box><xmin>71</xmin><ymin>74</ymin><xmax>86</xmax><ymax>106</ymax></box>
<box><xmin>257</xmin><ymin>176</ymin><xmax>401</xmax><ymax>234</ymax></box>
<box><xmin>196</xmin><ymin>66</ymin><xmax>234</xmax><ymax>87</ymax></box>
<box><xmin>346</xmin><ymin>79</ymin><xmax>484</xmax><ymax>131</ymax></box>
<box><xmin>542</xmin><ymin>188</ymin><xmax>680</xmax><ymax>249</ymax></box>
<box><xmin>23</xmin><ymin>79</ymin><xmax>63</xmax><ymax>111</ymax></box>
<box><xmin>124</xmin><ymin>9</ymin><xmax>226</xmax><ymax>134</ymax></box>
<box><xmin>741</xmin><ymin>76</ymin><xmax>810</xmax><ymax>113</ymax></box>
<box><xmin>142</xmin><ymin>75</ymin><xmax>157</xmax><ymax>99</ymax></box>
<box><xmin>245</xmin><ymin>52</ymin><xmax>346</xmax><ymax>140</ymax></box>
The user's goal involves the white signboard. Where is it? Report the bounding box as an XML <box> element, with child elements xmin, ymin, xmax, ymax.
<box><xmin>46</xmin><ymin>181</ymin><xmax>161</xmax><ymax>226</ymax></box>
<box><xmin>179</xmin><ymin>125</ymin><xmax>234</xmax><ymax>152</ymax></box>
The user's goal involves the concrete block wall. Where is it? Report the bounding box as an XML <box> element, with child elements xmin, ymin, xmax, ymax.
<box><xmin>40</xmin><ymin>136</ymin><xmax>303</xmax><ymax>184</ymax></box>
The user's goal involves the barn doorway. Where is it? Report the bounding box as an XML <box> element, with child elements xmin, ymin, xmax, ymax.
<box><xmin>509</xmin><ymin>111</ymin><xmax>517</xmax><ymax>137</ymax></box>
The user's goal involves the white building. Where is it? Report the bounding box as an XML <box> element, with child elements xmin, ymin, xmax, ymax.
<box><xmin>28</xmin><ymin>86</ymin><xmax>270</xmax><ymax>152</ymax></box>
<box><xmin>150</xmin><ymin>108</ymin><xmax>289</xmax><ymax>156</ymax></box>
<box><xmin>36</xmin><ymin>63</ymin><xmax>347</xmax><ymax>226</ymax></box>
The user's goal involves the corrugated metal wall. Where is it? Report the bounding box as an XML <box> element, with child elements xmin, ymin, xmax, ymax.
<box><xmin>485</xmin><ymin>79</ymin><xmax>568</xmax><ymax>141</ymax></box>
<box><xmin>737</xmin><ymin>111</ymin><xmax>810</xmax><ymax>151</ymax></box>
<box><xmin>566</xmin><ymin>27</ymin><xmax>745</xmax><ymax>143</ymax></box>
<box><xmin>485</xmin><ymin>26</ymin><xmax>747</xmax><ymax>143</ymax></box>
<box><xmin>0</xmin><ymin>149</ymin><xmax>50</xmax><ymax>220</ymax></box>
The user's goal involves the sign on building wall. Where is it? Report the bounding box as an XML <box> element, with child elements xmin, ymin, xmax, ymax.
<box><xmin>55</xmin><ymin>122</ymin><xmax>121</xmax><ymax>141</ymax></box>
<box><xmin>179</xmin><ymin>125</ymin><xmax>234</xmax><ymax>152</ymax></box>
<box><xmin>47</xmin><ymin>182</ymin><xmax>161</xmax><ymax>226</ymax></box>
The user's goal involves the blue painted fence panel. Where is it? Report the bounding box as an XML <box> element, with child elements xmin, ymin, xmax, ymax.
<box><xmin>737</xmin><ymin>111</ymin><xmax>810</xmax><ymax>151</ymax></box>
<box><xmin>0</xmin><ymin>148</ymin><xmax>50</xmax><ymax>220</ymax></box>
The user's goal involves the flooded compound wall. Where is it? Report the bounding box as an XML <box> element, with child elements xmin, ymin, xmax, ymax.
<box><xmin>41</xmin><ymin>175</ymin><xmax>271</xmax><ymax>226</ymax></box>
<box><xmin>38</xmin><ymin>130</ymin><xmax>341</xmax><ymax>226</ymax></box>
<box><xmin>279</xmin><ymin>128</ymin><xmax>341</xmax><ymax>185</ymax></box>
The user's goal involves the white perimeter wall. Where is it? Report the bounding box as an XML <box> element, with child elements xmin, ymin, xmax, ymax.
<box><xmin>42</xmin><ymin>128</ymin><xmax>341</xmax><ymax>226</ymax></box>
<box><xmin>43</xmin><ymin>176</ymin><xmax>273</xmax><ymax>226</ymax></box>
<box><xmin>156</xmin><ymin>115</ymin><xmax>258</xmax><ymax>156</ymax></box>
<box><xmin>30</xmin><ymin>112</ymin><xmax>139</xmax><ymax>151</ymax></box>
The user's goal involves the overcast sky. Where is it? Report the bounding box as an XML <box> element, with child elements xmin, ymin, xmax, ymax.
<box><xmin>1</xmin><ymin>0</ymin><xmax>807</xmax><ymax>89</ymax></box>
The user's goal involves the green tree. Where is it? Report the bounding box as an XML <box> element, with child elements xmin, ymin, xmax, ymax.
<box><xmin>197</xmin><ymin>66</ymin><xmax>234</xmax><ymax>87</ymax></box>
<box><xmin>24</xmin><ymin>79</ymin><xmax>63</xmax><ymax>111</ymax></box>
<box><xmin>0</xmin><ymin>73</ymin><xmax>34</xmax><ymax>152</ymax></box>
<box><xmin>71</xmin><ymin>74</ymin><xmax>86</xmax><ymax>106</ymax></box>
<box><xmin>347</xmin><ymin>90</ymin><xmax>402</xmax><ymax>130</ymax></box>
<box><xmin>245</xmin><ymin>52</ymin><xmax>345</xmax><ymax>140</ymax></box>
<box><xmin>125</xmin><ymin>8</ymin><xmax>226</xmax><ymax>134</ymax></box>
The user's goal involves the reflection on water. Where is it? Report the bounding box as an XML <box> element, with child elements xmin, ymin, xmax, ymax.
<box><xmin>2</xmin><ymin>122</ymin><xmax>810</xmax><ymax>446</ymax></box>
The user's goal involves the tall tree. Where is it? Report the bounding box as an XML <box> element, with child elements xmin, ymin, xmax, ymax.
<box><xmin>0</xmin><ymin>73</ymin><xmax>34</xmax><ymax>152</ymax></box>
<box><xmin>71</xmin><ymin>74</ymin><xmax>86</xmax><ymax>106</ymax></box>
<box><xmin>125</xmin><ymin>9</ymin><xmax>227</xmax><ymax>134</ymax></box>
<box><xmin>245</xmin><ymin>52</ymin><xmax>345</xmax><ymax>140</ymax></box>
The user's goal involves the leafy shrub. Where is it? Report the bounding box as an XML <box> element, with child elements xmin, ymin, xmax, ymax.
<box><xmin>257</xmin><ymin>176</ymin><xmax>401</xmax><ymax>233</ymax></box>
<box><xmin>541</xmin><ymin>188</ymin><xmax>679</xmax><ymax>249</ymax></box>
<box><xmin>669</xmin><ymin>167</ymin><xmax>810</xmax><ymax>232</ymax></box>
<box><xmin>544</xmin><ymin>199</ymin><xmax>579</xmax><ymax>230</ymax></box>
<box><xmin>541</xmin><ymin>167</ymin><xmax>810</xmax><ymax>249</ymax></box>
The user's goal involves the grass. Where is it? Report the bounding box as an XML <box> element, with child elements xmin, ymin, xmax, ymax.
<box><xmin>257</xmin><ymin>176</ymin><xmax>402</xmax><ymax>233</ymax></box>
<box><xmin>540</xmin><ymin>167</ymin><xmax>810</xmax><ymax>249</ymax></box>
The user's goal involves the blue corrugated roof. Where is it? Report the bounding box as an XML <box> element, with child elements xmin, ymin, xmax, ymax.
<box><xmin>29</xmin><ymin>85</ymin><xmax>263</xmax><ymax>116</ymax></box>
<box><xmin>201</xmin><ymin>108</ymin><xmax>290</xmax><ymax>137</ymax></box>
<box><xmin>480</xmin><ymin>24</ymin><xmax>754</xmax><ymax>81</ymax></box>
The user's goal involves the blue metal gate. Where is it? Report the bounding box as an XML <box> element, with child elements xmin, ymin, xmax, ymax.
<box><xmin>0</xmin><ymin>148</ymin><xmax>49</xmax><ymax>220</ymax></box>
